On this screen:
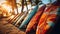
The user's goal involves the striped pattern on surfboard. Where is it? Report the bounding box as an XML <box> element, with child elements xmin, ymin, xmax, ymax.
<box><xmin>12</xmin><ymin>13</ymin><xmax>24</xmax><ymax>25</ymax></box>
<box><xmin>15</xmin><ymin>11</ymin><xmax>28</xmax><ymax>26</ymax></box>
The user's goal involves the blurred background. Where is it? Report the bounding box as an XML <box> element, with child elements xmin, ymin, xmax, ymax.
<box><xmin>0</xmin><ymin>0</ymin><xmax>60</xmax><ymax>34</ymax></box>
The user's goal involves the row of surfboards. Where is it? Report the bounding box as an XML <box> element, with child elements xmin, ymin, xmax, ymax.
<box><xmin>8</xmin><ymin>2</ymin><xmax>43</xmax><ymax>28</ymax></box>
<box><xmin>8</xmin><ymin>1</ymin><xmax>60</xmax><ymax>34</ymax></box>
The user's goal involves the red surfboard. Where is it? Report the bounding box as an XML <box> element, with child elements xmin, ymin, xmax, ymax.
<box><xmin>36</xmin><ymin>5</ymin><xmax>58</xmax><ymax>34</ymax></box>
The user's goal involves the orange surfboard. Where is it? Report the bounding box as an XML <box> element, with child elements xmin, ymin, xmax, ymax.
<box><xmin>36</xmin><ymin>5</ymin><xmax>58</xmax><ymax>34</ymax></box>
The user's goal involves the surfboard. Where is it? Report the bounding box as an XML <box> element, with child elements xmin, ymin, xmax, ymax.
<box><xmin>19</xmin><ymin>5</ymin><xmax>39</xmax><ymax>28</ymax></box>
<box><xmin>36</xmin><ymin>5</ymin><xmax>59</xmax><ymax>34</ymax></box>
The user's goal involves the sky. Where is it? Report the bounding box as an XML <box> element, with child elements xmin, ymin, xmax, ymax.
<box><xmin>0</xmin><ymin>0</ymin><xmax>5</xmax><ymax>5</ymax></box>
<box><xmin>41</xmin><ymin>0</ymin><xmax>56</xmax><ymax>4</ymax></box>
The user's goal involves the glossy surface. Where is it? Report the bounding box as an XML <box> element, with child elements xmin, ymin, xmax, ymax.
<box><xmin>36</xmin><ymin>5</ymin><xmax>59</xmax><ymax>34</ymax></box>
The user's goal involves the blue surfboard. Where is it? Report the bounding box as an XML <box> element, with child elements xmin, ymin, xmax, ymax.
<box><xmin>19</xmin><ymin>5</ymin><xmax>40</xmax><ymax>29</ymax></box>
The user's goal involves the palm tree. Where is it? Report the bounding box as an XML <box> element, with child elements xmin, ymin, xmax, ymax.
<box><xmin>21</xmin><ymin>0</ymin><xmax>24</xmax><ymax>13</ymax></box>
<box><xmin>35</xmin><ymin>0</ymin><xmax>40</xmax><ymax>5</ymax></box>
<box><xmin>15</xmin><ymin>0</ymin><xmax>18</xmax><ymax>14</ymax></box>
<box><xmin>25</xmin><ymin>0</ymin><xmax>28</xmax><ymax>12</ymax></box>
<box><xmin>27</xmin><ymin>0</ymin><xmax>32</xmax><ymax>7</ymax></box>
